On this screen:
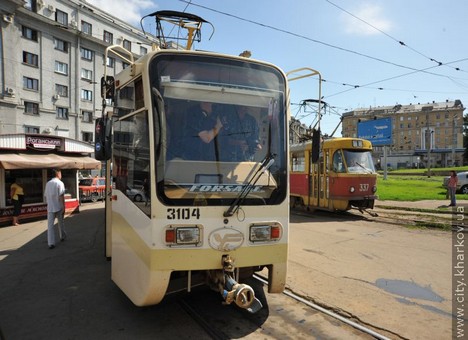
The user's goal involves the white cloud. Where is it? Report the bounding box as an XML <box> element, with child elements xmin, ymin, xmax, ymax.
<box><xmin>87</xmin><ymin>0</ymin><xmax>156</xmax><ymax>26</ymax></box>
<box><xmin>341</xmin><ymin>3</ymin><xmax>392</xmax><ymax>36</ymax></box>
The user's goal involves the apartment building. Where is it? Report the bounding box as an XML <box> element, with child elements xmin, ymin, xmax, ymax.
<box><xmin>342</xmin><ymin>100</ymin><xmax>465</xmax><ymax>168</ymax></box>
<box><xmin>0</xmin><ymin>0</ymin><xmax>157</xmax><ymax>141</ymax></box>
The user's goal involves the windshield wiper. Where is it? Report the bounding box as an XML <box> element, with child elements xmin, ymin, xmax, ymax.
<box><xmin>355</xmin><ymin>161</ymin><xmax>373</xmax><ymax>174</ymax></box>
<box><xmin>223</xmin><ymin>153</ymin><xmax>276</xmax><ymax>217</ymax></box>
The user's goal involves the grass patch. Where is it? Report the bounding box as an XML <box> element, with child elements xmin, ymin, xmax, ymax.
<box><xmin>377</xmin><ymin>175</ymin><xmax>449</xmax><ymax>201</ymax></box>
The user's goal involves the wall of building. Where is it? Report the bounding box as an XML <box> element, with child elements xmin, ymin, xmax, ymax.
<box><xmin>342</xmin><ymin>100</ymin><xmax>465</xmax><ymax>167</ymax></box>
<box><xmin>0</xmin><ymin>0</ymin><xmax>157</xmax><ymax>141</ymax></box>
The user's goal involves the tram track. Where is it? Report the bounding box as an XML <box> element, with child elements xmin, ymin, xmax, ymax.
<box><xmin>291</xmin><ymin>205</ymin><xmax>453</xmax><ymax>230</ymax></box>
<box><xmin>178</xmin><ymin>274</ymin><xmax>396</xmax><ymax>339</ymax></box>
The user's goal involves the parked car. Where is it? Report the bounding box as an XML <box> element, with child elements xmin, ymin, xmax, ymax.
<box><xmin>442</xmin><ymin>171</ymin><xmax>468</xmax><ymax>194</ymax></box>
<box><xmin>126</xmin><ymin>186</ymin><xmax>146</xmax><ymax>202</ymax></box>
<box><xmin>79</xmin><ymin>177</ymin><xmax>106</xmax><ymax>202</ymax></box>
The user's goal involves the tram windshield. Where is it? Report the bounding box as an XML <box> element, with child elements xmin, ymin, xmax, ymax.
<box><xmin>150</xmin><ymin>54</ymin><xmax>287</xmax><ymax>206</ymax></box>
<box><xmin>342</xmin><ymin>150</ymin><xmax>375</xmax><ymax>174</ymax></box>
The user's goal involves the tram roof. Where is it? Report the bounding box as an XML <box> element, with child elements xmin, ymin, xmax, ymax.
<box><xmin>290</xmin><ymin>138</ymin><xmax>372</xmax><ymax>152</ymax></box>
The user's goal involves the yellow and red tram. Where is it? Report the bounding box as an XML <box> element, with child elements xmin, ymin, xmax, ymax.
<box><xmin>290</xmin><ymin>138</ymin><xmax>377</xmax><ymax>212</ymax></box>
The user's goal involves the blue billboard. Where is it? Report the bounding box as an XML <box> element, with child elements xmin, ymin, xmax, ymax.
<box><xmin>357</xmin><ymin>117</ymin><xmax>392</xmax><ymax>146</ymax></box>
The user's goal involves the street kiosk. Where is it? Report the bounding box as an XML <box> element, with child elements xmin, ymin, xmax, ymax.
<box><xmin>0</xmin><ymin>134</ymin><xmax>101</xmax><ymax>225</ymax></box>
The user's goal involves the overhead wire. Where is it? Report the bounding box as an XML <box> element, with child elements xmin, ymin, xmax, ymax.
<box><xmin>177</xmin><ymin>0</ymin><xmax>465</xmax><ymax>80</ymax></box>
<box><xmin>177</xmin><ymin>0</ymin><xmax>468</xmax><ymax>101</ymax></box>
<box><xmin>325</xmin><ymin>0</ymin><xmax>467</xmax><ymax>74</ymax></box>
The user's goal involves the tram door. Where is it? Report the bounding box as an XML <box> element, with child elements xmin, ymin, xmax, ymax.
<box><xmin>308</xmin><ymin>149</ymin><xmax>328</xmax><ymax>209</ymax></box>
<box><xmin>317</xmin><ymin>150</ymin><xmax>330</xmax><ymax>209</ymax></box>
<box><xmin>309</xmin><ymin>150</ymin><xmax>318</xmax><ymax>208</ymax></box>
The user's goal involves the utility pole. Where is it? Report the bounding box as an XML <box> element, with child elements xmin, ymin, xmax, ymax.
<box><xmin>422</xmin><ymin>106</ymin><xmax>433</xmax><ymax>177</ymax></box>
<box><xmin>452</xmin><ymin>113</ymin><xmax>457</xmax><ymax>167</ymax></box>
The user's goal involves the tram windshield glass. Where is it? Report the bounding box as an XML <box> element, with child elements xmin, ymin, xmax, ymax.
<box><xmin>149</xmin><ymin>53</ymin><xmax>287</xmax><ymax>206</ymax></box>
<box><xmin>342</xmin><ymin>150</ymin><xmax>376</xmax><ymax>174</ymax></box>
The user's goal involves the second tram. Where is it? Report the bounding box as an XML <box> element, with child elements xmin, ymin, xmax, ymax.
<box><xmin>290</xmin><ymin>138</ymin><xmax>378</xmax><ymax>212</ymax></box>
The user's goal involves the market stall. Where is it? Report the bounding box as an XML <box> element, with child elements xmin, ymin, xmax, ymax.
<box><xmin>0</xmin><ymin>134</ymin><xmax>101</xmax><ymax>225</ymax></box>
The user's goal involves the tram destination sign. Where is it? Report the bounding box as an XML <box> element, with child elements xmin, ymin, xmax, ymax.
<box><xmin>357</xmin><ymin>117</ymin><xmax>392</xmax><ymax>146</ymax></box>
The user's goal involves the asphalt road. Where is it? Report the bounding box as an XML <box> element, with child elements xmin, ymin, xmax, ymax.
<box><xmin>0</xmin><ymin>202</ymin><xmax>460</xmax><ymax>339</ymax></box>
<box><xmin>288</xmin><ymin>210</ymin><xmax>453</xmax><ymax>340</ymax></box>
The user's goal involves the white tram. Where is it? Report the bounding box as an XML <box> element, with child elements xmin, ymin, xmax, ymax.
<box><xmin>96</xmin><ymin>11</ymin><xmax>291</xmax><ymax>312</ymax></box>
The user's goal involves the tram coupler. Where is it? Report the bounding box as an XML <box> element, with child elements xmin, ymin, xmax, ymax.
<box><xmin>358</xmin><ymin>207</ymin><xmax>378</xmax><ymax>217</ymax></box>
<box><xmin>222</xmin><ymin>274</ymin><xmax>263</xmax><ymax>313</ymax></box>
<box><xmin>219</xmin><ymin>254</ymin><xmax>262</xmax><ymax>313</ymax></box>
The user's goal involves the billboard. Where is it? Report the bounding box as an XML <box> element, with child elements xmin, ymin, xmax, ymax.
<box><xmin>357</xmin><ymin>117</ymin><xmax>392</xmax><ymax>146</ymax></box>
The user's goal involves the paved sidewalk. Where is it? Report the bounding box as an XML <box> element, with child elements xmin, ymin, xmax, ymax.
<box><xmin>0</xmin><ymin>202</ymin><xmax>210</xmax><ymax>340</ymax></box>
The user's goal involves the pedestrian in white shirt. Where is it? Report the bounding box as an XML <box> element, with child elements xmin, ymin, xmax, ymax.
<box><xmin>44</xmin><ymin>169</ymin><xmax>67</xmax><ymax>249</ymax></box>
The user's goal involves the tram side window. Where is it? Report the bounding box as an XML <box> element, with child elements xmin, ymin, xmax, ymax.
<box><xmin>113</xmin><ymin>81</ymin><xmax>151</xmax><ymax>215</ymax></box>
<box><xmin>332</xmin><ymin>151</ymin><xmax>345</xmax><ymax>173</ymax></box>
<box><xmin>292</xmin><ymin>153</ymin><xmax>305</xmax><ymax>172</ymax></box>
<box><xmin>5</xmin><ymin>169</ymin><xmax>43</xmax><ymax>205</ymax></box>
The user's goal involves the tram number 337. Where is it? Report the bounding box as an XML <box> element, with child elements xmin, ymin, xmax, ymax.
<box><xmin>167</xmin><ymin>208</ymin><xmax>201</xmax><ymax>220</ymax></box>
<box><xmin>359</xmin><ymin>184</ymin><xmax>369</xmax><ymax>191</ymax></box>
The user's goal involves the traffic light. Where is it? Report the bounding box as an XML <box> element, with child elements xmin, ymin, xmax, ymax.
<box><xmin>101</xmin><ymin>76</ymin><xmax>115</xmax><ymax>100</ymax></box>
<box><xmin>95</xmin><ymin>117</ymin><xmax>112</xmax><ymax>160</ymax></box>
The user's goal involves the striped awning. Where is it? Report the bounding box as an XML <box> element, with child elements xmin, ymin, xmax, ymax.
<box><xmin>0</xmin><ymin>153</ymin><xmax>101</xmax><ymax>170</ymax></box>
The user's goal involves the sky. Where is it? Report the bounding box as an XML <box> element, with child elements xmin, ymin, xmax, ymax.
<box><xmin>87</xmin><ymin>0</ymin><xmax>468</xmax><ymax>135</ymax></box>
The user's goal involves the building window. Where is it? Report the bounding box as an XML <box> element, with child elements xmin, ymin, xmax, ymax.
<box><xmin>21</xmin><ymin>26</ymin><xmax>38</xmax><ymax>41</ymax></box>
<box><xmin>55</xmin><ymin>84</ymin><xmax>68</xmax><ymax>97</ymax></box>
<box><xmin>123</xmin><ymin>39</ymin><xmax>131</xmax><ymax>50</ymax></box>
<box><xmin>24</xmin><ymin>0</ymin><xmax>36</xmax><ymax>12</ymax></box>
<box><xmin>23</xmin><ymin>77</ymin><xmax>39</xmax><ymax>90</ymax></box>
<box><xmin>81</xmin><ymin>47</ymin><xmax>93</xmax><ymax>61</ymax></box>
<box><xmin>56</xmin><ymin>107</ymin><xmax>69</xmax><ymax>119</ymax></box>
<box><xmin>55</xmin><ymin>9</ymin><xmax>68</xmax><ymax>25</ymax></box>
<box><xmin>81</xmin><ymin>21</ymin><xmax>92</xmax><ymax>35</ymax></box>
<box><xmin>23</xmin><ymin>51</ymin><xmax>38</xmax><ymax>66</ymax></box>
<box><xmin>54</xmin><ymin>61</ymin><xmax>68</xmax><ymax>75</ymax></box>
<box><xmin>82</xmin><ymin>132</ymin><xmax>93</xmax><ymax>142</ymax></box>
<box><xmin>103</xmin><ymin>30</ymin><xmax>113</xmax><ymax>44</ymax></box>
<box><xmin>54</xmin><ymin>38</ymin><xmax>68</xmax><ymax>53</ymax></box>
<box><xmin>25</xmin><ymin>125</ymin><xmax>40</xmax><ymax>134</ymax></box>
<box><xmin>81</xmin><ymin>89</ymin><xmax>93</xmax><ymax>101</ymax></box>
<box><xmin>24</xmin><ymin>102</ymin><xmax>39</xmax><ymax>115</ymax></box>
<box><xmin>122</xmin><ymin>61</ymin><xmax>130</xmax><ymax>69</ymax></box>
<box><xmin>81</xmin><ymin>68</ymin><xmax>93</xmax><ymax>81</ymax></box>
<box><xmin>140</xmin><ymin>46</ymin><xmax>147</xmax><ymax>55</ymax></box>
<box><xmin>105</xmin><ymin>56</ymin><xmax>114</xmax><ymax>68</ymax></box>
<box><xmin>82</xmin><ymin>111</ymin><xmax>93</xmax><ymax>123</ymax></box>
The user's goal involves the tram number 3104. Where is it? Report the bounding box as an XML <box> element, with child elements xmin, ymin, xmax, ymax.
<box><xmin>167</xmin><ymin>208</ymin><xmax>201</xmax><ymax>220</ymax></box>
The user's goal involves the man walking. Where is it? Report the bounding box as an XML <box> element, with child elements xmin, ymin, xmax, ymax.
<box><xmin>44</xmin><ymin>169</ymin><xmax>67</xmax><ymax>249</ymax></box>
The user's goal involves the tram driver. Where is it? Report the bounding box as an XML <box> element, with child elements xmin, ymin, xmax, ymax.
<box><xmin>182</xmin><ymin>101</ymin><xmax>224</xmax><ymax>161</ymax></box>
<box><xmin>221</xmin><ymin>105</ymin><xmax>262</xmax><ymax>161</ymax></box>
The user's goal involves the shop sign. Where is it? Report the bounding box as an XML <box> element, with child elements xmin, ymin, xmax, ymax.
<box><xmin>26</xmin><ymin>135</ymin><xmax>62</xmax><ymax>150</ymax></box>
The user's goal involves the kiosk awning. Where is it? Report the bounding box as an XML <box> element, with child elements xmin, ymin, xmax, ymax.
<box><xmin>0</xmin><ymin>153</ymin><xmax>102</xmax><ymax>170</ymax></box>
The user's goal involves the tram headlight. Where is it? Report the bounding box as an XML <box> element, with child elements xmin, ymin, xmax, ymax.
<box><xmin>165</xmin><ymin>226</ymin><xmax>201</xmax><ymax>245</ymax></box>
<box><xmin>250</xmin><ymin>223</ymin><xmax>282</xmax><ymax>242</ymax></box>
<box><xmin>349</xmin><ymin>186</ymin><xmax>355</xmax><ymax>193</ymax></box>
<box><xmin>372</xmin><ymin>185</ymin><xmax>377</xmax><ymax>193</ymax></box>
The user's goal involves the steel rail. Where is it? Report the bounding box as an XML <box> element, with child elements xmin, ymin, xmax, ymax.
<box><xmin>253</xmin><ymin>274</ymin><xmax>392</xmax><ymax>340</ymax></box>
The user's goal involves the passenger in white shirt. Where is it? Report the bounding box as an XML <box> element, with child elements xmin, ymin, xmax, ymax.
<box><xmin>44</xmin><ymin>169</ymin><xmax>67</xmax><ymax>249</ymax></box>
